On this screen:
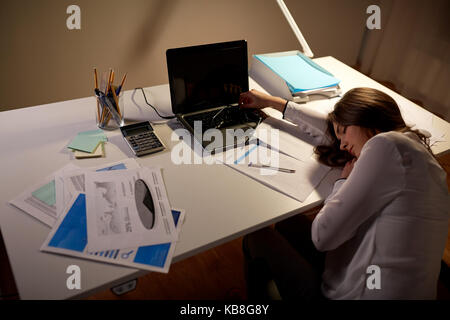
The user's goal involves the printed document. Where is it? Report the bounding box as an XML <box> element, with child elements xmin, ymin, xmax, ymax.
<box><xmin>85</xmin><ymin>167</ymin><xmax>177</xmax><ymax>251</ymax></box>
<box><xmin>221</xmin><ymin>141</ymin><xmax>330</xmax><ymax>202</ymax></box>
<box><xmin>10</xmin><ymin>163</ymin><xmax>78</xmax><ymax>227</ymax></box>
<box><xmin>10</xmin><ymin>159</ymin><xmax>141</xmax><ymax>227</ymax></box>
<box><xmin>254</xmin><ymin>117</ymin><xmax>317</xmax><ymax>162</ymax></box>
<box><xmin>41</xmin><ymin>192</ymin><xmax>185</xmax><ymax>273</ymax></box>
<box><xmin>55</xmin><ymin>159</ymin><xmax>141</xmax><ymax>219</ymax></box>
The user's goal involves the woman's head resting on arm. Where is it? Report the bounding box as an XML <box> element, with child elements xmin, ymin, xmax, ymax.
<box><xmin>315</xmin><ymin>87</ymin><xmax>431</xmax><ymax>167</ymax></box>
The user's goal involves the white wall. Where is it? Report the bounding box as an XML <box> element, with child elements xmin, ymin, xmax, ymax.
<box><xmin>0</xmin><ymin>0</ymin><xmax>370</xmax><ymax>111</ymax></box>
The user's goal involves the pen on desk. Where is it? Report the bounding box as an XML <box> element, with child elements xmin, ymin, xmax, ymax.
<box><xmin>248</xmin><ymin>162</ymin><xmax>296</xmax><ymax>173</ymax></box>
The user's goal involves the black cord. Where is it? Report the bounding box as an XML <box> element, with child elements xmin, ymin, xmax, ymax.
<box><xmin>136</xmin><ymin>87</ymin><xmax>176</xmax><ymax>120</ymax></box>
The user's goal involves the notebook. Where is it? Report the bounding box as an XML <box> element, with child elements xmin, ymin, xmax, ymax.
<box><xmin>166</xmin><ymin>40</ymin><xmax>262</xmax><ymax>154</ymax></box>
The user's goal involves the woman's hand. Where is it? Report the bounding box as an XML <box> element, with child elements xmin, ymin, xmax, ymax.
<box><xmin>239</xmin><ymin>89</ymin><xmax>287</xmax><ymax>112</ymax></box>
<box><xmin>340</xmin><ymin>158</ymin><xmax>357</xmax><ymax>179</ymax></box>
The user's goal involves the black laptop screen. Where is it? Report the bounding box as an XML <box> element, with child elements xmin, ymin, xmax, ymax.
<box><xmin>166</xmin><ymin>40</ymin><xmax>249</xmax><ymax>115</ymax></box>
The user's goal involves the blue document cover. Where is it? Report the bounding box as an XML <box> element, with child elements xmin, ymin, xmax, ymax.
<box><xmin>255</xmin><ymin>53</ymin><xmax>340</xmax><ymax>92</ymax></box>
<box><xmin>42</xmin><ymin>193</ymin><xmax>183</xmax><ymax>272</ymax></box>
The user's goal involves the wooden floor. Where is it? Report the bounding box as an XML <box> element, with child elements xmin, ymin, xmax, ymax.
<box><xmin>87</xmin><ymin>237</ymin><xmax>248</xmax><ymax>300</ymax></box>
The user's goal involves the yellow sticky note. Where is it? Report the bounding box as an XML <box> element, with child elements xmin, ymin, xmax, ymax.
<box><xmin>74</xmin><ymin>142</ymin><xmax>105</xmax><ymax>159</ymax></box>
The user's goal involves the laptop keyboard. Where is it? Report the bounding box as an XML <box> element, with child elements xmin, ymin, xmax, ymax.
<box><xmin>184</xmin><ymin>107</ymin><xmax>259</xmax><ymax>131</ymax></box>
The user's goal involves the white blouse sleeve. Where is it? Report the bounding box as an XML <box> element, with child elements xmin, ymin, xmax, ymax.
<box><xmin>311</xmin><ymin>134</ymin><xmax>403</xmax><ymax>251</ymax></box>
<box><xmin>283</xmin><ymin>101</ymin><xmax>328</xmax><ymax>143</ymax></box>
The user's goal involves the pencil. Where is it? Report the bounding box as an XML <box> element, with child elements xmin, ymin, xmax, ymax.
<box><xmin>94</xmin><ymin>67</ymin><xmax>99</xmax><ymax>88</ymax></box>
<box><xmin>101</xmin><ymin>69</ymin><xmax>113</xmax><ymax>125</ymax></box>
<box><xmin>111</xmin><ymin>69</ymin><xmax>115</xmax><ymax>89</ymax></box>
<box><xmin>111</xmin><ymin>85</ymin><xmax>122</xmax><ymax>117</ymax></box>
<box><xmin>116</xmin><ymin>73</ymin><xmax>127</xmax><ymax>95</ymax></box>
<box><xmin>104</xmin><ymin>110</ymin><xmax>112</xmax><ymax>125</ymax></box>
<box><xmin>120</xmin><ymin>73</ymin><xmax>127</xmax><ymax>88</ymax></box>
<box><xmin>94</xmin><ymin>68</ymin><xmax>101</xmax><ymax>123</ymax></box>
<box><xmin>106</xmin><ymin>68</ymin><xmax>113</xmax><ymax>94</ymax></box>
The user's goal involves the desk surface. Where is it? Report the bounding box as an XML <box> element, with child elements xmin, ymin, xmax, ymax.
<box><xmin>1</xmin><ymin>56</ymin><xmax>449</xmax><ymax>299</ymax></box>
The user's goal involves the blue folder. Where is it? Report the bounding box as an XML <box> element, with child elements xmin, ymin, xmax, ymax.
<box><xmin>255</xmin><ymin>53</ymin><xmax>340</xmax><ymax>93</ymax></box>
<box><xmin>48</xmin><ymin>193</ymin><xmax>181</xmax><ymax>268</ymax></box>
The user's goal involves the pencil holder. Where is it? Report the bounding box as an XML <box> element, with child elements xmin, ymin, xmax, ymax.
<box><xmin>95</xmin><ymin>88</ymin><xmax>124</xmax><ymax>130</ymax></box>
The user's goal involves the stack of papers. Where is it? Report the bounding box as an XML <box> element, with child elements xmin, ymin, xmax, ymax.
<box><xmin>68</xmin><ymin>129</ymin><xmax>107</xmax><ymax>158</ymax></box>
<box><xmin>215</xmin><ymin>139</ymin><xmax>330</xmax><ymax>203</ymax></box>
<box><xmin>255</xmin><ymin>52</ymin><xmax>340</xmax><ymax>93</ymax></box>
<box><xmin>10</xmin><ymin>159</ymin><xmax>184</xmax><ymax>273</ymax></box>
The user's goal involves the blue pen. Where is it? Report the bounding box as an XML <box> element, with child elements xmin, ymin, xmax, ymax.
<box><xmin>234</xmin><ymin>144</ymin><xmax>258</xmax><ymax>165</ymax></box>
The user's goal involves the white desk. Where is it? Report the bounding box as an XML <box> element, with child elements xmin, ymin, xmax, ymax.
<box><xmin>0</xmin><ymin>57</ymin><xmax>449</xmax><ymax>299</ymax></box>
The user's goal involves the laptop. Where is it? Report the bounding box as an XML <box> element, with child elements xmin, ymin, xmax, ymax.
<box><xmin>166</xmin><ymin>40</ymin><xmax>263</xmax><ymax>154</ymax></box>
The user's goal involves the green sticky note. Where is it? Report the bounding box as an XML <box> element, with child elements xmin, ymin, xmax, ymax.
<box><xmin>78</xmin><ymin>129</ymin><xmax>107</xmax><ymax>141</ymax></box>
<box><xmin>32</xmin><ymin>180</ymin><xmax>56</xmax><ymax>206</ymax></box>
<box><xmin>68</xmin><ymin>129</ymin><xmax>107</xmax><ymax>153</ymax></box>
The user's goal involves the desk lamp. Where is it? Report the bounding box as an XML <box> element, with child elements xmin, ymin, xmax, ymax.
<box><xmin>276</xmin><ymin>0</ymin><xmax>314</xmax><ymax>58</ymax></box>
<box><xmin>249</xmin><ymin>0</ymin><xmax>341</xmax><ymax>103</ymax></box>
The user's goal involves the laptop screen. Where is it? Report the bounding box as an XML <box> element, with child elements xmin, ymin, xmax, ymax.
<box><xmin>166</xmin><ymin>40</ymin><xmax>249</xmax><ymax>115</ymax></box>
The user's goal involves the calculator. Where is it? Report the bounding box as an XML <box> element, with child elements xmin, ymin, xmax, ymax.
<box><xmin>120</xmin><ymin>121</ymin><xmax>165</xmax><ymax>157</ymax></box>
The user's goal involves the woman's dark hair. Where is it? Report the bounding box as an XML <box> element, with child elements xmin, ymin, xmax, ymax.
<box><xmin>314</xmin><ymin>87</ymin><xmax>432</xmax><ymax>167</ymax></box>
